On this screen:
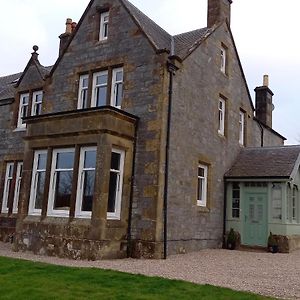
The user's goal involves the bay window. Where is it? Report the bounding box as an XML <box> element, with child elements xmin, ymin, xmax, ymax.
<box><xmin>111</xmin><ymin>68</ymin><xmax>123</xmax><ymax>108</ymax></box>
<box><xmin>47</xmin><ymin>148</ymin><xmax>75</xmax><ymax>217</ymax></box>
<box><xmin>107</xmin><ymin>149</ymin><xmax>125</xmax><ymax>220</ymax></box>
<box><xmin>28</xmin><ymin>150</ymin><xmax>47</xmax><ymax>215</ymax></box>
<box><xmin>12</xmin><ymin>162</ymin><xmax>23</xmax><ymax>214</ymax></box>
<box><xmin>77</xmin><ymin>75</ymin><xmax>89</xmax><ymax>109</ymax></box>
<box><xmin>75</xmin><ymin>147</ymin><xmax>97</xmax><ymax>218</ymax></box>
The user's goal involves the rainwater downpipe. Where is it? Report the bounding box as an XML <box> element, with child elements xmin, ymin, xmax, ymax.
<box><xmin>164</xmin><ymin>56</ymin><xmax>178</xmax><ymax>259</ymax></box>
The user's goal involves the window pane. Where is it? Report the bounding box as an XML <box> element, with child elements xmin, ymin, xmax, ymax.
<box><xmin>35</xmin><ymin>172</ymin><xmax>46</xmax><ymax>210</ymax></box>
<box><xmin>84</xmin><ymin>150</ymin><xmax>96</xmax><ymax>169</ymax></box>
<box><xmin>8</xmin><ymin>164</ymin><xmax>14</xmax><ymax>177</ymax></box>
<box><xmin>232</xmin><ymin>190</ymin><xmax>240</xmax><ymax>199</ymax></box>
<box><xmin>96</xmin><ymin>74</ymin><xmax>108</xmax><ymax>85</ymax></box>
<box><xmin>96</xmin><ymin>86</ymin><xmax>107</xmax><ymax>106</ymax></box>
<box><xmin>108</xmin><ymin>172</ymin><xmax>118</xmax><ymax>213</ymax></box>
<box><xmin>54</xmin><ymin>171</ymin><xmax>73</xmax><ymax>210</ymax></box>
<box><xmin>116</xmin><ymin>71</ymin><xmax>123</xmax><ymax>82</ymax></box>
<box><xmin>232</xmin><ymin>209</ymin><xmax>240</xmax><ymax>218</ymax></box>
<box><xmin>81</xmin><ymin>89</ymin><xmax>89</xmax><ymax>109</ymax></box>
<box><xmin>81</xmin><ymin>170</ymin><xmax>95</xmax><ymax>212</ymax></box>
<box><xmin>198</xmin><ymin>178</ymin><xmax>203</xmax><ymax>201</ymax></box>
<box><xmin>22</xmin><ymin>95</ymin><xmax>29</xmax><ymax>104</ymax></box>
<box><xmin>232</xmin><ymin>198</ymin><xmax>240</xmax><ymax>209</ymax></box>
<box><xmin>37</xmin><ymin>153</ymin><xmax>47</xmax><ymax>170</ymax></box>
<box><xmin>82</xmin><ymin>78</ymin><xmax>89</xmax><ymax>88</ymax></box>
<box><xmin>198</xmin><ymin>167</ymin><xmax>204</xmax><ymax>177</ymax></box>
<box><xmin>115</xmin><ymin>83</ymin><xmax>123</xmax><ymax>107</ymax></box>
<box><xmin>111</xmin><ymin>152</ymin><xmax>121</xmax><ymax>170</ymax></box>
<box><xmin>56</xmin><ymin>152</ymin><xmax>74</xmax><ymax>169</ymax></box>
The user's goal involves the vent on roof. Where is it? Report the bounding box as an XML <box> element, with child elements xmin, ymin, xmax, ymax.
<box><xmin>10</xmin><ymin>78</ymin><xmax>20</xmax><ymax>84</ymax></box>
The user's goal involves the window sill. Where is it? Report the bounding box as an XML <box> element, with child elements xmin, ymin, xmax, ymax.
<box><xmin>197</xmin><ymin>206</ymin><xmax>210</xmax><ymax>213</ymax></box>
<box><xmin>13</xmin><ymin>127</ymin><xmax>26</xmax><ymax>132</ymax></box>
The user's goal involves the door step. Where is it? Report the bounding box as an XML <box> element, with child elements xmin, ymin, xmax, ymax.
<box><xmin>238</xmin><ymin>245</ymin><xmax>267</xmax><ymax>253</ymax></box>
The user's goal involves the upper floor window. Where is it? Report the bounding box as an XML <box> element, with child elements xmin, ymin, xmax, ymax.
<box><xmin>239</xmin><ymin>110</ymin><xmax>245</xmax><ymax>146</ymax></box>
<box><xmin>79</xmin><ymin>67</ymin><xmax>124</xmax><ymax>110</ymax></box>
<box><xmin>17</xmin><ymin>93</ymin><xmax>29</xmax><ymax>129</ymax></box>
<box><xmin>111</xmin><ymin>68</ymin><xmax>123</xmax><ymax>108</ymax></box>
<box><xmin>99</xmin><ymin>11</ymin><xmax>109</xmax><ymax>41</ymax></box>
<box><xmin>91</xmin><ymin>71</ymin><xmax>108</xmax><ymax>107</ymax></box>
<box><xmin>220</xmin><ymin>45</ymin><xmax>227</xmax><ymax>74</ymax></box>
<box><xmin>17</xmin><ymin>90</ymin><xmax>43</xmax><ymax>129</ymax></box>
<box><xmin>77</xmin><ymin>75</ymin><xmax>89</xmax><ymax>109</ymax></box>
<box><xmin>197</xmin><ymin>164</ymin><xmax>208</xmax><ymax>207</ymax></box>
<box><xmin>218</xmin><ymin>98</ymin><xmax>225</xmax><ymax>136</ymax></box>
<box><xmin>31</xmin><ymin>91</ymin><xmax>43</xmax><ymax>116</ymax></box>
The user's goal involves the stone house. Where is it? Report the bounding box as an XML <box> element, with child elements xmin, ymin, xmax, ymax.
<box><xmin>0</xmin><ymin>0</ymin><xmax>299</xmax><ymax>260</ymax></box>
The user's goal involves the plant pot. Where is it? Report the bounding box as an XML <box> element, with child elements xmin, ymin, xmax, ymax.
<box><xmin>227</xmin><ymin>242</ymin><xmax>236</xmax><ymax>250</ymax></box>
<box><xmin>268</xmin><ymin>245</ymin><xmax>279</xmax><ymax>253</ymax></box>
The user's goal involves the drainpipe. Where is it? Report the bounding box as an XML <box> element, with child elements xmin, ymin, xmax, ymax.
<box><xmin>127</xmin><ymin>119</ymin><xmax>139</xmax><ymax>258</ymax></box>
<box><xmin>164</xmin><ymin>56</ymin><xmax>179</xmax><ymax>259</ymax></box>
<box><xmin>223</xmin><ymin>180</ymin><xmax>227</xmax><ymax>248</ymax></box>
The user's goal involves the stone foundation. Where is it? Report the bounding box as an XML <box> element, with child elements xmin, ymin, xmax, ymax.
<box><xmin>0</xmin><ymin>216</ymin><xmax>17</xmax><ymax>243</ymax></box>
<box><xmin>275</xmin><ymin>235</ymin><xmax>300</xmax><ymax>253</ymax></box>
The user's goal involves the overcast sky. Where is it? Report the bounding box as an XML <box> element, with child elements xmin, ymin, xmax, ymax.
<box><xmin>0</xmin><ymin>0</ymin><xmax>299</xmax><ymax>144</ymax></box>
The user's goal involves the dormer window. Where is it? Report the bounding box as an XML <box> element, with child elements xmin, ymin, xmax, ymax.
<box><xmin>220</xmin><ymin>45</ymin><xmax>227</xmax><ymax>74</ymax></box>
<box><xmin>17</xmin><ymin>93</ymin><xmax>29</xmax><ymax>128</ymax></box>
<box><xmin>31</xmin><ymin>91</ymin><xmax>43</xmax><ymax>116</ymax></box>
<box><xmin>99</xmin><ymin>11</ymin><xmax>109</xmax><ymax>41</ymax></box>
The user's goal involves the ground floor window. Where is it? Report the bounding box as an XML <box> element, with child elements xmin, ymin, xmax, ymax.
<box><xmin>292</xmin><ymin>186</ymin><xmax>298</xmax><ymax>222</ymax></box>
<box><xmin>47</xmin><ymin>148</ymin><xmax>75</xmax><ymax>217</ymax></box>
<box><xmin>197</xmin><ymin>164</ymin><xmax>208</xmax><ymax>207</ymax></box>
<box><xmin>1</xmin><ymin>161</ymin><xmax>23</xmax><ymax>214</ymax></box>
<box><xmin>271</xmin><ymin>183</ymin><xmax>282</xmax><ymax>220</ymax></box>
<box><xmin>28</xmin><ymin>151</ymin><xmax>47</xmax><ymax>215</ymax></box>
<box><xmin>107</xmin><ymin>149</ymin><xmax>125</xmax><ymax>220</ymax></box>
<box><xmin>232</xmin><ymin>182</ymin><xmax>240</xmax><ymax>218</ymax></box>
<box><xmin>75</xmin><ymin>147</ymin><xmax>97</xmax><ymax>218</ymax></box>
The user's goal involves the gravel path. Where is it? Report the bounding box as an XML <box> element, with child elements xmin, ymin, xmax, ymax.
<box><xmin>0</xmin><ymin>242</ymin><xmax>299</xmax><ymax>299</ymax></box>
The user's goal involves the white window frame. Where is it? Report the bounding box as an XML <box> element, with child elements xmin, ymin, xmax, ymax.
<box><xmin>1</xmin><ymin>163</ymin><xmax>14</xmax><ymax>213</ymax></box>
<box><xmin>221</xmin><ymin>46</ymin><xmax>227</xmax><ymax>73</ymax></box>
<box><xmin>99</xmin><ymin>11</ymin><xmax>109</xmax><ymax>41</ymax></box>
<box><xmin>239</xmin><ymin>111</ymin><xmax>245</xmax><ymax>146</ymax></box>
<box><xmin>17</xmin><ymin>93</ymin><xmax>29</xmax><ymax>129</ymax></box>
<box><xmin>75</xmin><ymin>146</ymin><xmax>97</xmax><ymax>218</ymax></box>
<box><xmin>218</xmin><ymin>98</ymin><xmax>225</xmax><ymax>136</ymax></box>
<box><xmin>28</xmin><ymin>150</ymin><xmax>47</xmax><ymax>216</ymax></box>
<box><xmin>12</xmin><ymin>162</ymin><xmax>23</xmax><ymax>214</ymax></box>
<box><xmin>292</xmin><ymin>186</ymin><xmax>297</xmax><ymax>222</ymax></box>
<box><xmin>31</xmin><ymin>90</ymin><xmax>43</xmax><ymax>116</ymax></box>
<box><xmin>47</xmin><ymin>148</ymin><xmax>75</xmax><ymax>217</ymax></box>
<box><xmin>111</xmin><ymin>68</ymin><xmax>123</xmax><ymax>108</ymax></box>
<box><xmin>91</xmin><ymin>71</ymin><xmax>108</xmax><ymax>107</ymax></box>
<box><xmin>107</xmin><ymin>148</ymin><xmax>125</xmax><ymax>220</ymax></box>
<box><xmin>77</xmin><ymin>75</ymin><xmax>89</xmax><ymax>109</ymax></box>
<box><xmin>197</xmin><ymin>164</ymin><xmax>208</xmax><ymax>207</ymax></box>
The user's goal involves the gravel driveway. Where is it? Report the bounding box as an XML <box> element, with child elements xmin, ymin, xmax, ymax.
<box><xmin>0</xmin><ymin>242</ymin><xmax>299</xmax><ymax>299</ymax></box>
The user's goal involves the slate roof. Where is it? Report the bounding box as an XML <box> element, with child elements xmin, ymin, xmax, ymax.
<box><xmin>225</xmin><ymin>146</ymin><xmax>300</xmax><ymax>179</ymax></box>
<box><xmin>121</xmin><ymin>0</ymin><xmax>212</xmax><ymax>58</ymax></box>
<box><xmin>0</xmin><ymin>72</ymin><xmax>22</xmax><ymax>101</ymax></box>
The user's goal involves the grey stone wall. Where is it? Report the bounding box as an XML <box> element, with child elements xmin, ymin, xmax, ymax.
<box><xmin>167</xmin><ymin>23</ymin><xmax>284</xmax><ymax>255</ymax></box>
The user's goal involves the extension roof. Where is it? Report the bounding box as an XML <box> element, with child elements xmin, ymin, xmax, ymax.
<box><xmin>225</xmin><ymin>145</ymin><xmax>300</xmax><ymax>180</ymax></box>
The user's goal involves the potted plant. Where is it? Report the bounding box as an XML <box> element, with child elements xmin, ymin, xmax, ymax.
<box><xmin>227</xmin><ymin>228</ymin><xmax>237</xmax><ymax>250</ymax></box>
<box><xmin>268</xmin><ymin>232</ymin><xmax>279</xmax><ymax>253</ymax></box>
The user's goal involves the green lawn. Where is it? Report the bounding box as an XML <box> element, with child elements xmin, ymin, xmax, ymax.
<box><xmin>0</xmin><ymin>256</ymin><xmax>274</xmax><ymax>300</ymax></box>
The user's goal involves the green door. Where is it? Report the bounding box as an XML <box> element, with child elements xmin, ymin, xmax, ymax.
<box><xmin>243</xmin><ymin>192</ymin><xmax>268</xmax><ymax>246</ymax></box>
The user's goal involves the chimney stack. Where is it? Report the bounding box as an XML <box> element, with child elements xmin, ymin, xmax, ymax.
<box><xmin>255</xmin><ymin>75</ymin><xmax>274</xmax><ymax>128</ymax></box>
<box><xmin>207</xmin><ymin>0</ymin><xmax>232</xmax><ymax>28</ymax></box>
<box><xmin>59</xmin><ymin>18</ymin><xmax>74</xmax><ymax>56</ymax></box>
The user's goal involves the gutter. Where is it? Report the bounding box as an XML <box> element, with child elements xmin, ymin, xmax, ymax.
<box><xmin>127</xmin><ymin>118</ymin><xmax>139</xmax><ymax>258</ymax></box>
<box><xmin>163</xmin><ymin>56</ymin><xmax>179</xmax><ymax>259</ymax></box>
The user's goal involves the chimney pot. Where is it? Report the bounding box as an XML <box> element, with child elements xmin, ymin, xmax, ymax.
<box><xmin>263</xmin><ymin>75</ymin><xmax>269</xmax><ymax>87</ymax></box>
<box><xmin>65</xmin><ymin>18</ymin><xmax>73</xmax><ymax>34</ymax></box>
<box><xmin>71</xmin><ymin>22</ymin><xmax>77</xmax><ymax>32</ymax></box>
